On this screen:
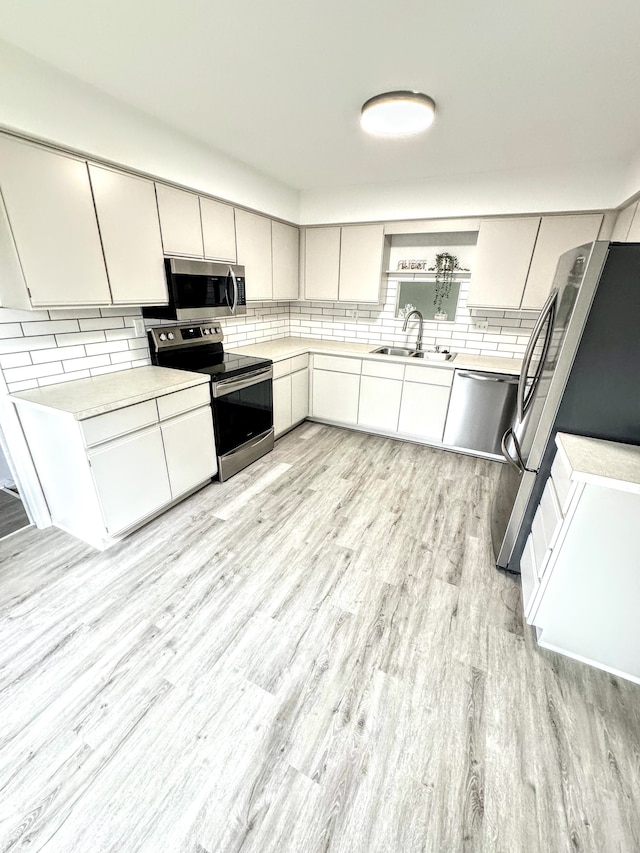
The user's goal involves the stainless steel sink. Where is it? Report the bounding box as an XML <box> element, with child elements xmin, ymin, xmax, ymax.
<box><xmin>372</xmin><ymin>346</ymin><xmax>415</xmax><ymax>357</ymax></box>
<box><xmin>411</xmin><ymin>350</ymin><xmax>456</xmax><ymax>361</ymax></box>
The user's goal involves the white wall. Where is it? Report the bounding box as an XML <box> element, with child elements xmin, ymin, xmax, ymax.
<box><xmin>298</xmin><ymin>160</ymin><xmax>628</xmax><ymax>225</ymax></box>
<box><xmin>0</xmin><ymin>39</ymin><xmax>299</xmax><ymax>223</ymax></box>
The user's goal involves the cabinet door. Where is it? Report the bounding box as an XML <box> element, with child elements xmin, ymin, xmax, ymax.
<box><xmin>155</xmin><ymin>184</ymin><xmax>204</xmax><ymax>257</ymax></box>
<box><xmin>89</xmin><ymin>425</ymin><xmax>171</xmax><ymax>535</ymax></box>
<box><xmin>291</xmin><ymin>368</ymin><xmax>309</xmax><ymax>425</ymax></box>
<box><xmin>398</xmin><ymin>381</ymin><xmax>451</xmax><ymax>441</ymax></box>
<box><xmin>160</xmin><ymin>406</ymin><xmax>217</xmax><ymax>497</ymax></box>
<box><xmin>466</xmin><ymin>217</ymin><xmax>540</xmax><ymax>309</ymax></box>
<box><xmin>338</xmin><ymin>224</ymin><xmax>384</xmax><ymax>303</ymax></box>
<box><xmin>0</xmin><ymin>136</ymin><xmax>111</xmax><ymax>306</ymax></box>
<box><xmin>272</xmin><ymin>221</ymin><xmax>300</xmax><ymax>300</ymax></box>
<box><xmin>311</xmin><ymin>370</ymin><xmax>360</xmax><ymax>423</ymax></box>
<box><xmin>304</xmin><ymin>227</ymin><xmax>340</xmax><ymax>301</ymax></box>
<box><xmin>235</xmin><ymin>209</ymin><xmax>273</xmax><ymax>300</ymax></box>
<box><xmin>273</xmin><ymin>374</ymin><xmax>293</xmax><ymax>437</ymax></box>
<box><xmin>521</xmin><ymin>214</ymin><xmax>603</xmax><ymax>310</ymax></box>
<box><xmin>89</xmin><ymin>165</ymin><xmax>167</xmax><ymax>305</ymax></box>
<box><xmin>358</xmin><ymin>376</ymin><xmax>402</xmax><ymax>431</ymax></box>
<box><xmin>200</xmin><ymin>197</ymin><xmax>237</xmax><ymax>262</ymax></box>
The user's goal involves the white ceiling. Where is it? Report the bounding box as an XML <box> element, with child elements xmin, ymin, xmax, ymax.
<box><xmin>2</xmin><ymin>0</ymin><xmax>640</xmax><ymax>194</ymax></box>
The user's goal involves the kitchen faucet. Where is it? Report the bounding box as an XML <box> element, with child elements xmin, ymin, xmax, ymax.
<box><xmin>402</xmin><ymin>309</ymin><xmax>424</xmax><ymax>352</ymax></box>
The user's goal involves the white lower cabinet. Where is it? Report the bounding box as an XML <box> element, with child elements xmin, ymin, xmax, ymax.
<box><xmin>14</xmin><ymin>380</ymin><xmax>216</xmax><ymax>549</ymax></box>
<box><xmin>522</xmin><ymin>433</ymin><xmax>640</xmax><ymax>685</ymax></box>
<box><xmin>309</xmin><ymin>354</ymin><xmax>455</xmax><ymax>444</ymax></box>
<box><xmin>398</xmin><ymin>381</ymin><xmax>451</xmax><ymax>441</ymax></box>
<box><xmin>273</xmin><ymin>355</ymin><xmax>310</xmax><ymax>437</ymax></box>
<box><xmin>161</xmin><ymin>406</ymin><xmax>218</xmax><ymax>498</ymax></box>
<box><xmin>312</xmin><ymin>370</ymin><xmax>361</xmax><ymax>423</ymax></box>
<box><xmin>291</xmin><ymin>368</ymin><xmax>310</xmax><ymax>425</ymax></box>
<box><xmin>358</xmin><ymin>376</ymin><xmax>402</xmax><ymax>432</ymax></box>
<box><xmin>273</xmin><ymin>374</ymin><xmax>293</xmax><ymax>437</ymax></box>
<box><xmin>89</xmin><ymin>425</ymin><xmax>172</xmax><ymax>535</ymax></box>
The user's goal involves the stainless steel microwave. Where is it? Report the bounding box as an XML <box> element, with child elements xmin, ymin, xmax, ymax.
<box><xmin>142</xmin><ymin>258</ymin><xmax>247</xmax><ymax>321</ymax></box>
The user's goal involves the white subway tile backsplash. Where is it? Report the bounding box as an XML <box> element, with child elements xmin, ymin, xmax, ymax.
<box><xmin>0</xmin><ymin>352</ymin><xmax>31</xmax><ymax>369</ymax></box>
<box><xmin>0</xmin><ymin>273</ymin><xmax>532</xmax><ymax>399</ymax></box>
<box><xmin>79</xmin><ymin>317</ymin><xmax>125</xmax><ymax>331</ymax></box>
<box><xmin>63</xmin><ymin>354</ymin><xmax>111</xmax><ymax>372</ymax></box>
<box><xmin>0</xmin><ymin>324</ymin><xmax>24</xmax><ymax>339</ymax></box>
<box><xmin>0</xmin><ymin>335</ymin><xmax>56</xmax><ymax>354</ymax></box>
<box><xmin>55</xmin><ymin>331</ymin><xmax>107</xmax><ymax>347</ymax></box>
<box><xmin>4</xmin><ymin>362</ymin><xmax>63</xmax><ymax>383</ymax></box>
<box><xmin>0</xmin><ymin>309</ymin><xmax>50</xmax><ymax>323</ymax></box>
<box><xmin>85</xmin><ymin>340</ymin><xmax>130</xmax><ymax>357</ymax></box>
<box><xmin>32</xmin><ymin>345</ymin><xmax>86</xmax><ymax>364</ymax></box>
<box><xmin>22</xmin><ymin>320</ymin><xmax>80</xmax><ymax>336</ymax></box>
<box><xmin>9</xmin><ymin>379</ymin><xmax>39</xmax><ymax>392</ymax></box>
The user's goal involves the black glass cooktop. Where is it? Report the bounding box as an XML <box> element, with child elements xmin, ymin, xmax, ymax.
<box><xmin>154</xmin><ymin>347</ymin><xmax>271</xmax><ymax>382</ymax></box>
<box><xmin>193</xmin><ymin>352</ymin><xmax>272</xmax><ymax>381</ymax></box>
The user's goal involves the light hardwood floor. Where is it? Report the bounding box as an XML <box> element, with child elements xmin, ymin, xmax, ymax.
<box><xmin>0</xmin><ymin>488</ymin><xmax>30</xmax><ymax>540</ymax></box>
<box><xmin>0</xmin><ymin>422</ymin><xmax>639</xmax><ymax>852</ymax></box>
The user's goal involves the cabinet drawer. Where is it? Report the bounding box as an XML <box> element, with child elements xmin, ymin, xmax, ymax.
<box><xmin>362</xmin><ymin>359</ymin><xmax>405</xmax><ymax>381</ymax></box>
<box><xmin>551</xmin><ymin>450</ymin><xmax>573</xmax><ymax>513</ymax></box>
<box><xmin>290</xmin><ymin>353</ymin><xmax>309</xmax><ymax>373</ymax></box>
<box><xmin>273</xmin><ymin>359</ymin><xmax>291</xmax><ymax>379</ymax></box>
<box><xmin>404</xmin><ymin>364</ymin><xmax>454</xmax><ymax>386</ymax></box>
<box><xmin>157</xmin><ymin>383</ymin><xmax>210</xmax><ymax>420</ymax></box>
<box><xmin>313</xmin><ymin>354</ymin><xmax>362</xmax><ymax>374</ymax></box>
<box><xmin>81</xmin><ymin>399</ymin><xmax>158</xmax><ymax>447</ymax></box>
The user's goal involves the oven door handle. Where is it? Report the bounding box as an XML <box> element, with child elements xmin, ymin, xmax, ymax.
<box><xmin>212</xmin><ymin>366</ymin><xmax>273</xmax><ymax>398</ymax></box>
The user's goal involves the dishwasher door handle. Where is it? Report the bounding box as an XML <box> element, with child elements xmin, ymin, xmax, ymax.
<box><xmin>456</xmin><ymin>371</ymin><xmax>518</xmax><ymax>382</ymax></box>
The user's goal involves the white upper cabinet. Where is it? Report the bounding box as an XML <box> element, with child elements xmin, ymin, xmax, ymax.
<box><xmin>520</xmin><ymin>214</ymin><xmax>603</xmax><ymax>310</ymax></box>
<box><xmin>0</xmin><ymin>136</ymin><xmax>112</xmax><ymax>307</ymax></box>
<box><xmin>304</xmin><ymin>226</ymin><xmax>341</xmax><ymax>301</ymax></box>
<box><xmin>303</xmin><ymin>224</ymin><xmax>383</xmax><ymax>303</ymax></box>
<box><xmin>155</xmin><ymin>184</ymin><xmax>204</xmax><ymax>258</ymax></box>
<box><xmin>235</xmin><ymin>209</ymin><xmax>273</xmax><ymax>300</ymax></box>
<box><xmin>200</xmin><ymin>197</ymin><xmax>237</xmax><ymax>262</ymax></box>
<box><xmin>272</xmin><ymin>221</ymin><xmax>299</xmax><ymax>300</ymax></box>
<box><xmin>89</xmin><ymin>165</ymin><xmax>167</xmax><ymax>306</ymax></box>
<box><xmin>468</xmin><ymin>213</ymin><xmax>604</xmax><ymax>311</ymax></box>
<box><xmin>467</xmin><ymin>217</ymin><xmax>540</xmax><ymax>310</ymax></box>
<box><xmin>338</xmin><ymin>224</ymin><xmax>385</xmax><ymax>303</ymax></box>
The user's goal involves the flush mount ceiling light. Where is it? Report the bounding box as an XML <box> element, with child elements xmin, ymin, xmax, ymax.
<box><xmin>360</xmin><ymin>91</ymin><xmax>436</xmax><ymax>136</ymax></box>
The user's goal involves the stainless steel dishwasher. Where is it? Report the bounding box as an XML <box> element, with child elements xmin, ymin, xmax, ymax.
<box><xmin>443</xmin><ymin>370</ymin><xmax>519</xmax><ymax>456</ymax></box>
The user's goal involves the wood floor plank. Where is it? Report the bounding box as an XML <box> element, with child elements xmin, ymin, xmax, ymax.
<box><xmin>0</xmin><ymin>423</ymin><xmax>639</xmax><ymax>852</ymax></box>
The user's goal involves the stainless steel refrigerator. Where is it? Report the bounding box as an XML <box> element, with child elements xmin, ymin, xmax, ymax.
<box><xmin>492</xmin><ymin>240</ymin><xmax>640</xmax><ymax>572</ymax></box>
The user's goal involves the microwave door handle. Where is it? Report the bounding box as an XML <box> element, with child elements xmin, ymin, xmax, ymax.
<box><xmin>516</xmin><ymin>288</ymin><xmax>557</xmax><ymax>422</ymax></box>
<box><xmin>229</xmin><ymin>266</ymin><xmax>238</xmax><ymax>315</ymax></box>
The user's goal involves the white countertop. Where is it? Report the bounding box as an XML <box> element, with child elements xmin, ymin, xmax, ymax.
<box><xmin>10</xmin><ymin>366</ymin><xmax>209</xmax><ymax>420</ymax></box>
<box><xmin>230</xmin><ymin>336</ymin><xmax>522</xmax><ymax>376</ymax></box>
<box><xmin>556</xmin><ymin>432</ymin><xmax>640</xmax><ymax>495</ymax></box>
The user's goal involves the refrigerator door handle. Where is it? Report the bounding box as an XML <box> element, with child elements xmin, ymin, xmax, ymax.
<box><xmin>517</xmin><ymin>288</ymin><xmax>558</xmax><ymax>422</ymax></box>
<box><xmin>501</xmin><ymin>427</ymin><xmax>526</xmax><ymax>472</ymax></box>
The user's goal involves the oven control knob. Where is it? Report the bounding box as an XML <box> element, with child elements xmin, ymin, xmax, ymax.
<box><xmin>167</xmin><ymin>332</ymin><xmax>175</xmax><ymax>340</ymax></box>
<box><xmin>203</xmin><ymin>328</ymin><xmax>210</xmax><ymax>335</ymax></box>
<box><xmin>159</xmin><ymin>333</ymin><xmax>167</xmax><ymax>341</ymax></box>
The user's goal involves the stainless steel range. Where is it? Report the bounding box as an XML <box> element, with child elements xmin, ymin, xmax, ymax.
<box><xmin>148</xmin><ymin>323</ymin><xmax>274</xmax><ymax>481</ymax></box>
